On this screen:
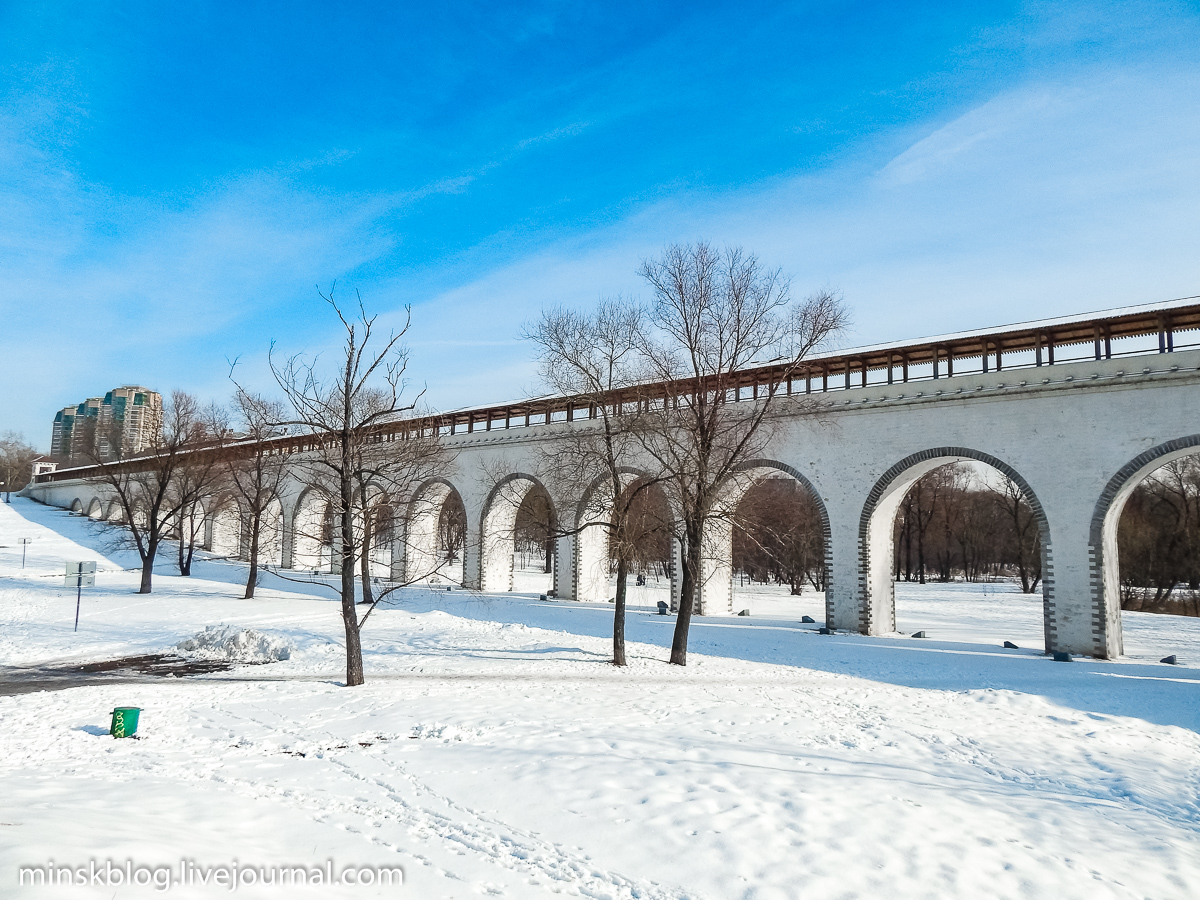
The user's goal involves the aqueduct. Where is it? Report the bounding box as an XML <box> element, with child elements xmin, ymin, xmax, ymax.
<box><xmin>26</xmin><ymin>298</ymin><xmax>1200</xmax><ymax>658</ymax></box>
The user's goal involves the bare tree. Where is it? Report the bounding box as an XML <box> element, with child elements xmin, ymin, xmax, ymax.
<box><xmin>1118</xmin><ymin>457</ymin><xmax>1200</xmax><ymax>612</ymax></box>
<box><xmin>890</xmin><ymin>464</ymin><xmax>1042</xmax><ymax>589</ymax></box>
<box><xmin>0</xmin><ymin>432</ymin><xmax>37</xmax><ymax>501</ymax></box>
<box><xmin>349</xmin><ymin>399</ymin><xmax>449</xmax><ymax>608</ymax></box>
<box><xmin>268</xmin><ymin>287</ymin><xmax>447</xmax><ymax>687</ymax></box>
<box><xmin>996</xmin><ymin>476</ymin><xmax>1042</xmax><ymax>594</ymax></box>
<box><xmin>88</xmin><ymin>391</ymin><xmax>217</xmax><ymax>593</ymax></box>
<box><xmin>526</xmin><ymin>299</ymin><xmax>656</xmax><ymax>666</ymax></box>
<box><xmin>169</xmin><ymin>404</ymin><xmax>230</xmax><ymax>577</ymax></box>
<box><xmin>732</xmin><ymin>477</ymin><xmax>826</xmax><ymax>594</ymax></box>
<box><xmin>636</xmin><ymin>242</ymin><xmax>848</xmax><ymax>665</ymax></box>
<box><xmin>439</xmin><ymin>492</ymin><xmax>467</xmax><ymax>568</ymax></box>
<box><xmin>223</xmin><ymin>391</ymin><xmax>292</xmax><ymax>598</ymax></box>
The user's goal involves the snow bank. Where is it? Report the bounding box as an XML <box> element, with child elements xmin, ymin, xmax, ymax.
<box><xmin>409</xmin><ymin>722</ymin><xmax>485</xmax><ymax>742</ymax></box>
<box><xmin>176</xmin><ymin>625</ymin><xmax>293</xmax><ymax>663</ymax></box>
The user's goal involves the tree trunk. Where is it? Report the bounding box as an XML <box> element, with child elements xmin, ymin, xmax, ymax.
<box><xmin>341</xmin><ymin>510</ymin><xmax>364</xmax><ymax>686</ymax></box>
<box><xmin>342</xmin><ymin>587</ymin><xmax>365</xmax><ymax>686</ymax></box>
<box><xmin>359</xmin><ymin>520</ymin><xmax>374</xmax><ymax>606</ymax></box>
<box><xmin>139</xmin><ymin>540</ymin><xmax>156</xmax><ymax>594</ymax></box>
<box><xmin>613</xmin><ymin>554</ymin><xmax>628</xmax><ymax>666</ymax></box>
<box><xmin>340</xmin><ymin>457</ymin><xmax>365</xmax><ymax>685</ymax></box>
<box><xmin>670</xmin><ymin>524</ymin><xmax>702</xmax><ymax>665</ymax></box>
<box><xmin>179</xmin><ymin>515</ymin><xmax>197</xmax><ymax>577</ymax></box>
<box><xmin>917</xmin><ymin>522</ymin><xmax>926</xmax><ymax>585</ymax></box>
<box><xmin>904</xmin><ymin>513</ymin><xmax>913</xmax><ymax>581</ymax></box>
<box><xmin>245</xmin><ymin>507</ymin><xmax>261</xmax><ymax>599</ymax></box>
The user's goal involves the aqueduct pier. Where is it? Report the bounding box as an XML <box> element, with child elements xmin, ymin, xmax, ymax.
<box><xmin>27</xmin><ymin>298</ymin><xmax>1200</xmax><ymax>658</ymax></box>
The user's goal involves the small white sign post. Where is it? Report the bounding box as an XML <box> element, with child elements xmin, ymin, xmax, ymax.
<box><xmin>18</xmin><ymin>538</ymin><xmax>31</xmax><ymax>568</ymax></box>
<box><xmin>65</xmin><ymin>561</ymin><xmax>97</xmax><ymax>632</ymax></box>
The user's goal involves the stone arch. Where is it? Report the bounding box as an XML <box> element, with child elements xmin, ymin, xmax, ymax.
<box><xmin>480</xmin><ymin>473</ymin><xmax>557</xmax><ymax>592</ymax></box>
<box><xmin>405</xmin><ymin>478</ymin><xmax>465</xmax><ymax>582</ymax></box>
<box><xmin>206</xmin><ymin>496</ymin><xmax>245</xmax><ymax>558</ymax></box>
<box><xmin>292</xmin><ymin>486</ymin><xmax>335</xmax><ymax>571</ymax></box>
<box><xmin>858</xmin><ymin>447</ymin><xmax>1054</xmax><ymax>649</ymax></box>
<box><xmin>572</xmin><ymin>469</ymin><xmax>650</xmax><ymax>605</ymax></box>
<box><xmin>70</xmin><ymin>498</ymin><xmax>83</xmax><ymax>514</ymax></box>
<box><xmin>359</xmin><ymin>484</ymin><xmax>396</xmax><ymax>579</ymax></box>
<box><xmin>85</xmin><ymin>498</ymin><xmax>104</xmax><ymax>519</ymax></box>
<box><xmin>255</xmin><ymin>495</ymin><xmax>286</xmax><ymax>566</ymax></box>
<box><xmin>1090</xmin><ymin>433</ymin><xmax>1200</xmax><ymax>659</ymax></box>
<box><xmin>697</xmin><ymin>459</ymin><xmax>833</xmax><ymax>618</ymax></box>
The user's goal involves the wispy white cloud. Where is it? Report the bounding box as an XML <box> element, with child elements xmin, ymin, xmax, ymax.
<box><xmin>400</xmin><ymin>64</ymin><xmax>1200</xmax><ymax>412</ymax></box>
<box><xmin>3</xmin><ymin>35</ymin><xmax>1198</xmax><ymax>452</ymax></box>
<box><xmin>514</xmin><ymin>121</ymin><xmax>590</xmax><ymax>152</ymax></box>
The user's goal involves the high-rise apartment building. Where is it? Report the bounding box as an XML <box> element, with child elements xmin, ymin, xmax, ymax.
<box><xmin>50</xmin><ymin>397</ymin><xmax>103</xmax><ymax>461</ymax></box>
<box><xmin>50</xmin><ymin>387</ymin><xmax>163</xmax><ymax>463</ymax></box>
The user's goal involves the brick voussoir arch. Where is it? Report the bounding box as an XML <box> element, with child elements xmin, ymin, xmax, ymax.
<box><xmin>734</xmin><ymin>458</ymin><xmax>835</xmax><ymax>626</ymax></box>
<box><xmin>480</xmin><ymin>472</ymin><xmax>556</xmax><ymax>529</ymax></box>
<box><xmin>572</xmin><ymin>467</ymin><xmax>659</xmax><ymax>530</ymax></box>
<box><xmin>1089</xmin><ymin>433</ymin><xmax>1200</xmax><ymax>659</ymax></box>
<box><xmin>479</xmin><ymin>472</ymin><xmax>556</xmax><ymax>593</ymax></box>
<box><xmin>858</xmin><ymin>447</ymin><xmax>1056</xmax><ymax>651</ymax></box>
<box><xmin>407</xmin><ymin>476</ymin><xmax>462</xmax><ymax>516</ymax></box>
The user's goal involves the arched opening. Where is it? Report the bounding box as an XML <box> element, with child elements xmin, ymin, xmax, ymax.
<box><xmin>612</xmin><ymin>478</ymin><xmax>674</xmax><ymax>609</ymax></box>
<box><xmin>701</xmin><ymin>461</ymin><xmax>831</xmax><ymax>618</ymax></box>
<box><xmin>861</xmin><ymin>449</ymin><xmax>1052</xmax><ymax>651</ymax></box>
<box><xmin>292</xmin><ymin>489</ymin><xmax>334</xmax><ymax>572</ymax></box>
<box><xmin>730</xmin><ymin>476</ymin><xmax>828</xmax><ymax>620</ymax></box>
<box><xmin>367</xmin><ymin>495</ymin><xmax>395</xmax><ymax>578</ymax></box>
<box><xmin>86</xmin><ymin>498</ymin><xmax>104</xmax><ymax>520</ymax></box>
<box><xmin>350</xmin><ymin>484</ymin><xmax>394</xmax><ymax>580</ymax></box>
<box><xmin>405</xmin><ymin>479</ymin><xmax>466</xmax><ymax>585</ymax></box>
<box><xmin>513</xmin><ymin>485</ymin><xmax>556</xmax><ymax>593</ymax></box>
<box><xmin>70</xmin><ymin>498</ymin><xmax>83</xmax><ymax>514</ymax></box>
<box><xmin>573</xmin><ymin>471</ymin><xmax>671</xmax><ymax>605</ymax></box>
<box><xmin>1092</xmin><ymin>434</ymin><xmax>1200</xmax><ymax>658</ymax></box>
<box><xmin>208</xmin><ymin>502</ymin><xmax>243</xmax><ymax>558</ymax></box>
<box><xmin>256</xmin><ymin>497</ymin><xmax>285</xmax><ymax>566</ymax></box>
<box><xmin>480</xmin><ymin>475</ymin><xmax>556</xmax><ymax>593</ymax></box>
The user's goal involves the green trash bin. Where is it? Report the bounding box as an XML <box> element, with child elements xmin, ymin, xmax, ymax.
<box><xmin>110</xmin><ymin>707</ymin><xmax>141</xmax><ymax>738</ymax></box>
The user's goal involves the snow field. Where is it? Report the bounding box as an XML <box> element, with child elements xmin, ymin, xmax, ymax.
<box><xmin>1</xmin><ymin>498</ymin><xmax>1199</xmax><ymax>899</ymax></box>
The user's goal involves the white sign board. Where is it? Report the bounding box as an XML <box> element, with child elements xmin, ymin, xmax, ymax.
<box><xmin>64</xmin><ymin>561</ymin><xmax>97</xmax><ymax>587</ymax></box>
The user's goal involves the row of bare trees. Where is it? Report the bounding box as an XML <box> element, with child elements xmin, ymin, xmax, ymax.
<box><xmin>74</xmin><ymin>291</ymin><xmax>451</xmax><ymax>687</ymax></box>
<box><xmin>0</xmin><ymin>432</ymin><xmax>39</xmax><ymax>501</ymax></box>
<box><xmin>1119</xmin><ymin>457</ymin><xmax>1200</xmax><ymax>614</ymax></box>
<box><xmin>889</xmin><ymin>463</ymin><xmax>1044</xmax><ymax>593</ymax></box>
<box><xmin>732</xmin><ymin>478</ymin><xmax>827</xmax><ymax>594</ymax></box>
<box><xmin>16</xmin><ymin>242</ymin><xmax>850</xmax><ymax>681</ymax></box>
<box><xmin>76</xmin><ymin>390</ymin><xmax>302</xmax><ymax>594</ymax></box>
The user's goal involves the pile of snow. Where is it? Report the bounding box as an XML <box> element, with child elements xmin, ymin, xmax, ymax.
<box><xmin>409</xmin><ymin>723</ymin><xmax>484</xmax><ymax>743</ymax></box>
<box><xmin>175</xmin><ymin>624</ymin><xmax>293</xmax><ymax>663</ymax></box>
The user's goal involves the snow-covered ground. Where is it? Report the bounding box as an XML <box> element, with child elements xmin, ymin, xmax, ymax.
<box><xmin>1</xmin><ymin>497</ymin><xmax>1198</xmax><ymax>899</ymax></box>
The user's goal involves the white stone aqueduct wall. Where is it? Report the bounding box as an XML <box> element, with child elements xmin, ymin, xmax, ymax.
<box><xmin>29</xmin><ymin>349</ymin><xmax>1200</xmax><ymax>659</ymax></box>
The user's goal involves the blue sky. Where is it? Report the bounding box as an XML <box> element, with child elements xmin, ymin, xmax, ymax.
<box><xmin>2</xmin><ymin>1</ymin><xmax>1199</xmax><ymax>450</ymax></box>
